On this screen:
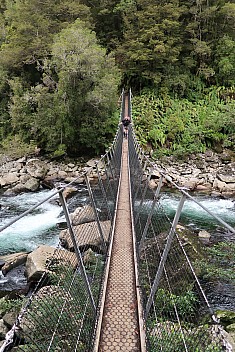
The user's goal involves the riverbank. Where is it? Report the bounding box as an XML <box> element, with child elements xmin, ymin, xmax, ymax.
<box><xmin>0</xmin><ymin>149</ymin><xmax>235</xmax><ymax>349</ymax></box>
<box><xmin>1</xmin><ymin>148</ymin><xmax>234</xmax><ymax>197</ymax></box>
<box><xmin>151</xmin><ymin>148</ymin><xmax>235</xmax><ymax>197</ymax></box>
<box><xmin>0</xmin><ymin>154</ymin><xmax>99</xmax><ymax>196</ymax></box>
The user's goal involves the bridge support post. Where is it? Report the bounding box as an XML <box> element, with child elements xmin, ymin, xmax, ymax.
<box><xmin>138</xmin><ymin>175</ymin><xmax>163</xmax><ymax>252</ymax></box>
<box><xmin>145</xmin><ymin>193</ymin><xmax>187</xmax><ymax>318</ymax></box>
<box><xmin>85</xmin><ymin>175</ymin><xmax>107</xmax><ymax>253</ymax></box>
<box><xmin>58</xmin><ymin>190</ymin><xmax>97</xmax><ymax>313</ymax></box>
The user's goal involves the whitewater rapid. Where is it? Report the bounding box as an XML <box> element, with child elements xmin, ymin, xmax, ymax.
<box><xmin>0</xmin><ymin>189</ymin><xmax>62</xmax><ymax>255</ymax></box>
<box><xmin>0</xmin><ymin>188</ymin><xmax>234</xmax><ymax>255</ymax></box>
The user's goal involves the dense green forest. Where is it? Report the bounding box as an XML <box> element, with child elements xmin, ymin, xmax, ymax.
<box><xmin>0</xmin><ymin>0</ymin><xmax>234</xmax><ymax>157</ymax></box>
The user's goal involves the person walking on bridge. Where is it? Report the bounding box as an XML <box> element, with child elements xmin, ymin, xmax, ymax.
<box><xmin>121</xmin><ymin>115</ymin><xmax>131</xmax><ymax>138</ymax></box>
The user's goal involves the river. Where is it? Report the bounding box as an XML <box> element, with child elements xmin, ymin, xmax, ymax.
<box><xmin>0</xmin><ymin>189</ymin><xmax>234</xmax><ymax>255</ymax></box>
<box><xmin>0</xmin><ymin>188</ymin><xmax>234</xmax><ymax>310</ymax></box>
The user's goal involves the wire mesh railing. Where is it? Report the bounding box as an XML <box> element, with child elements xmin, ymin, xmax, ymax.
<box><xmin>1</xmin><ymin>89</ymin><xmax>234</xmax><ymax>352</ymax></box>
<box><xmin>0</xmin><ymin>104</ymin><xmax>124</xmax><ymax>351</ymax></box>
<box><xmin>128</xmin><ymin>123</ymin><xmax>235</xmax><ymax>352</ymax></box>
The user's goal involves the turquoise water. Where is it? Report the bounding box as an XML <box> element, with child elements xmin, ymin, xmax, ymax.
<box><xmin>160</xmin><ymin>192</ymin><xmax>235</xmax><ymax>232</ymax></box>
<box><xmin>0</xmin><ymin>190</ymin><xmax>62</xmax><ymax>255</ymax></box>
<box><xmin>0</xmin><ymin>189</ymin><xmax>234</xmax><ymax>255</ymax></box>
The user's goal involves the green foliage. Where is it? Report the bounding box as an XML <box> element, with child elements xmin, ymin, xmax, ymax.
<box><xmin>195</xmin><ymin>242</ymin><xmax>235</xmax><ymax>282</ymax></box>
<box><xmin>0</xmin><ymin>297</ymin><xmax>25</xmax><ymax>317</ymax></box>
<box><xmin>0</xmin><ymin>0</ymin><xmax>235</xmax><ymax>156</ymax></box>
<box><xmin>1</xmin><ymin>134</ymin><xmax>37</xmax><ymax>158</ymax></box>
<box><xmin>49</xmin><ymin>19</ymin><xmax>120</xmax><ymax>154</ymax></box>
<box><xmin>0</xmin><ymin>0</ymin><xmax>91</xmax><ymax>70</ymax></box>
<box><xmin>19</xmin><ymin>254</ymin><xmax>105</xmax><ymax>350</ymax></box>
<box><xmin>148</xmin><ymin>322</ymin><xmax>223</xmax><ymax>352</ymax></box>
<box><xmin>154</xmin><ymin>288</ymin><xmax>198</xmax><ymax>320</ymax></box>
<box><xmin>132</xmin><ymin>88</ymin><xmax>235</xmax><ymax>156</ymax></box>
<box><xmin>147</xmin><ymin>289</ymin><xmax>222</xmax><ymax>351</ymax></box>
<box><xmin>2</xmin><ymin>18</ymin><xmax>120</xmax><ymax>156</ymax></box>
<box><xmin>52</xmin><ymin>144</ymin><xmax>67</xmax><ymax>158</ymax></box>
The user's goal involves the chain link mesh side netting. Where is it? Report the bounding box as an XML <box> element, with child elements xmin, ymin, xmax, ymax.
<box><xmin>0</xmin><ymin>126</ymin><xmax>123</xmax><ymax>352</ymax></box>
<box><xmin>129</xmin><ymin>129</ymin><xmax>232</xmax><ymax>352</ymax></box>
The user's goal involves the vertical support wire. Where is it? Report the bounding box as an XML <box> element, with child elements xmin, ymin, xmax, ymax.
<box><xmin>134</xmin><ymin>173</ymin><xmax>152</xmax><ymax>226</ymax></box>
<box><xmin>152</xmin><ymin>238</ymin><xmax>190</xmax><ymax>352</ymax></box>
<box><xmin>133</xmin><ymin>155</ymin><xmax>147</xmax><ymax>203</ymax></box>
<box><xmin>138</xmin><ymin>175</ymin><xmax>163</xmax><ymax>253</ymax></box>
<box><xmin>85</xmin><ymin>175</ymin><xmax>107</xmax><ymax>253</ymax></box>
<box><xmin>58</xmin><ymin>190</ymin><xmax>96</xmax><ymax>313</ymax></box>
<box><xmin>103</xmin><ymin>155</ymin><xmax>115</xmax><ymax>202</ymax></box>
<box><xmin>145</xmin><ymin>193</ymin><xmax>187</xmax><ymax>318</ymax></box>
<box><xmin>106</xmin><ymin>152</ymin><xmax>117</xmax><ymax>192</ymax></box>
<box><xmin>95</xmin><ymin>163</ymin><xmax>112</xmax><ymax>221</ymax></box>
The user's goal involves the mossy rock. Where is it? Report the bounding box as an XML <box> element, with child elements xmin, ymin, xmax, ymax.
<box><xmin>216</xmin><ymin>309</ymin><xmax>235</xmax><ymax>326</ymax></box>
<box><xmin>226</xmin><ymin>323</ymin><xmax>235</xmax><ymax>333</ymax></box>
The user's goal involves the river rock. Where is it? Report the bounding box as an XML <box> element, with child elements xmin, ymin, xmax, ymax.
<box><xmin>150</xmin><ymin>149</ymin><xmax>235</xmax><ymax>197</ymax></box>
<box><xmin>224</xmin><ymin>183</ymin><xmax>235</xmax><ymax>191</ymax></box>
<box><xmin>8</xmin><ymin>183</ymin><xmax>28</xmax><ymax>194</ymax></box>
<box><xmin>70</xmin><ymin>205</ymin><xmax>96</xmax><ymax>225</ymax></box>
<box><xmin>24</xmin><ymin>177</ymin><xmax>40</xmax><ymax>192</ymax></box>
<box><xmin>2</xmin><ymin>310</ymin><xmax>19</xmax><ymax>329</ymax></box>
<box><xmin>218</xmin><ymin>174</ymin><xmax>235</xmax><ymax>183</ymax></box>
<box><xmin>83</xmin><ymin>248</ymin><xmax>97</xmax><ymax>265</ymax></box>
<box><xmin>216</xmin><ymin>310</ymin><xmax>235</xmax><ymax>325</ymax></box>
<box><xmin>0</xmin><ymin>319</ymin><xmax>8</xmax><ymax>339</ymax></box>
<box><xmin>198</xmin><ymin>230</ymin><xmax>211</xmax><ymax>242</ymax></box>
<box><xmin>0</xmin><ymin>253</ymin><xmax>28</xmax><ymax>275</ymax></box>
<box><xmin>25</xmin><ymin>245</ymin><xmax>77</xmax><ymax>282</ymax></box>
<box><xmin>62</xmin><ymin>186</ymin><xmax>77</xmax><ymax>200</ymax></box>
<box><xmin>64</xmin><ymin>176</ymin><xmax>84</xmax><ymax>184</ymax></box>
<box><xmin>58</xmin><ymin>170</ymin><xmax>67</xmax><ymax>178</ymax></box>
<box><xmin>26</xmin><ymin>159</ymin><xmax>49</xmax><ymax>179</ymax></box>
<box><xmin>86</xmin><ymin>159</ymin><xmax>98</xmax><ymax>168</ymax></box>
<box><xmin>59</xmin><ymin>220</ymin><xmax>111</xmax><ymax>252</ymax></box>
<box><xmin>196</xmin><ymin>184</ymin><xmax>212</xmax><ymax>192</ymax></box>
<box><xmin>183</xmin><ymin>178</ymin><xmax>198</xmax><ymax>190</ymax></box>
<box><xmin>149</xmin><ymin>179</ymin><xmax>158</xmax><ymax>189</ymax></box>
<box><xmin>0</xmin><ymin>173</ymin><xmax>19</xmax><ymax>187</ymax></box>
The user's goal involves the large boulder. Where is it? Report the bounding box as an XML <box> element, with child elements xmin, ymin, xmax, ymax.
<box><xmin>218</xmin><ymin>174</ymin><xmax>235</xmax><ymax>183</ymax></box>
<box><xmin>25</xmin><ymin>245</ymin><xmax>77</xmax><ymax>282</ymax></box>
<box><xmin>59</xmin><ymin>220</ymin><xmax>111</xmax><ymax>252</ymax></box>
<box><xmin>16</xmin><ymin>285</ymin><xmax>76</xmax><ymax>341</ymax></box>
<box><xmin>25</xmin><ymin>159</ymin><xmax>49</xmax><ymax>179</ymax></box>
<box><xmin>198</xmin><ymin>230</ymin><xmax>211</xmax><ymax>243</ymax></box>
<box><xmin>24</xmin><ymin>177</ymin><xmax>40</xmax><ymax>192</ymax></box>
<box><xmin>62</xmin><ymin>186</ymin><xmax>77</xmax><ymax>200</ymax></box>
<box><xmin>0</xmin><ymin>173</ymin><xmax>19</xmax><ymax>187</ymax></box>
<box><xmin>0</xmin><ymin>253</ymin><xmax>28</xmax><ymax>275</ymax></box>
<box><xmin>0</xmin><ymin>319</ymin><xmax>8</xmax><ymax>339</ymax></box>
<box><xmin>70</xmin><ymin>205</ymin><xmax>96</xmax><ymax>226</ymax></box>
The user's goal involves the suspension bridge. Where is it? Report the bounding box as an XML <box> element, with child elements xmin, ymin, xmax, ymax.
<box><xmin>0</xmin><ymin>90</ymin><xmax>234</xmax><ymax>351</ymax></box>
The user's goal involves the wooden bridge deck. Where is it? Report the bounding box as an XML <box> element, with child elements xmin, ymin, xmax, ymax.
<box><xmin>96</xmin><ymin>135</ymin><xmax>143</xmax><ymax>351</ymax></box>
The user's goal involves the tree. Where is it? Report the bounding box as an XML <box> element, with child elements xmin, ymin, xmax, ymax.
<box><xmin>0</xmin><ymin>0</ymin><xmax>91</xmax><ymax>71</ymax></box>
<box><xmin>8</xmin><ymin>19</ymin><xmax>121</xmax><ymax>155</ymax></box>
<box><xmin>115</xmin><ymin>0</ymin><xmax>183</xmax><ymax>89</ymax></box>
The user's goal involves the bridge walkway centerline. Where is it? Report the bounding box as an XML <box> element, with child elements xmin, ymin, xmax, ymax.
<box><xmin>95</xmin><ymin>102</ymin><xmax>144</xmax><ymax>351</ymax></box>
